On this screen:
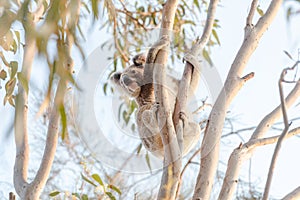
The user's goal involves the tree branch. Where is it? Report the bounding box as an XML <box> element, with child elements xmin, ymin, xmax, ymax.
<box><xmin>282</xmin><ymin>186</ymin><xmax>300</xmax><ymax>200</ymax></box>
<box><xmin>193</xmin><ymin>1</ymin><xmax>283</xmax><ymax>199</ymax></box>
<box><xmin>218</xmin><ymin>126</ymin><xmax>300</xmax><ymax>200</ymax></box>
<box><xmin>246</xmin><ymin>127</ymin><xmax>300</xmax><ymax>149</ymax></box>
<box><xmin>219</xmin><ymin>74</ymin><xmax>300</xmax><ymax>200</ymax></box>
<box><xmin>13</xmin><ymin>1</ymin><xmax>76</xmax><ymax>198</ymax></box>
<box><xmin>251</xmin><ymin>70</ymin><xmax>300</xmax><ymax>140</ymax></box>
<box><xmin>176</xmin><ymin>148</ymin><xmax>201</xmax><ymax>199</ymax></box>
<box><xmin>262</xmin><ymin>67</ymin><xmax>296</xmax><ymax>200</ymax></box>
<box><xmin>166</xmin><ymin>1</ymin><xmax>219</xmax><ymax>198</ymax></box>
<box><xmin>192</xmin><ymin>0</ymin><xmax>219</xmax><ymax>54</ymax></box>
<box><xmin>13</xmin><ymin>1</ymin><xmax>44</xmax><ymax>197</ymax></box>
<box><xmin>246</xmin><ymin>0</ymin><xmax>258</xmax><ymax>26</ymax></box>
<box><xmin>153</xmin><ymin>0</ymin><xmax>181</xmax><ymax>199</ymax></box>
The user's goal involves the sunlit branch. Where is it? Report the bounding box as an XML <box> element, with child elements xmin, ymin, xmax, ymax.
<box><xmin>262</xmin><ymin>66</ymin><xmax>298</xmax><ymax>200</ymax></box>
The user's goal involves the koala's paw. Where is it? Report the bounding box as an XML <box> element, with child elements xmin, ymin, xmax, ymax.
<box><xmin>148</xmin><ymin>36</ymin><xmax>170</xmax><ymax>63</ymax></box>
<box><xmin>179</xmin><ymin>111</ymin><xmax>188</xmax><ymax>123</ymax></box>
<box><xmin>152</xmin><ymin>102</ymin><xmax>160</xmax><ymax>112</ymax></box>
<box><xmin>132</xmin><ymin>53</ymin><xmax>146</xmax><ymax>66</ymax></box>
<box><xmin>142</xmin><ymin>109</ymin><xmax>160</xmax><ymax>134</ymax></box>
<box><xmin>183</xmin><ymin>53</ymin><xmax>200</xmax><ymax>70</ymax></box>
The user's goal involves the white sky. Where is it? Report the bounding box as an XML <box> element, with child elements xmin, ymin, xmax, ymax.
<box><xmin>1</xmin><ymin>1</ymin><xmax>300</xmax><ymax>199</ymax></box>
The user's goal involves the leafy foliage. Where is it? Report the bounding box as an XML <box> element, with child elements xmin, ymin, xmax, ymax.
<box><xmin>49</xmin><ymin>172</ymin><xmax>121</xmax><ymax>199</ymax></box>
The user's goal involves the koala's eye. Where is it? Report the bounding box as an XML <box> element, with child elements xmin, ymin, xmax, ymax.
<box><xmin>131</xmin><ymin>70</ymin><xmax>137</xmax><ymax>74</ymax></box>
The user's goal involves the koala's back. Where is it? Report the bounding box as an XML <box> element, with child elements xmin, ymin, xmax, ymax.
<box><xmin>136</xmin><ymin>104</ymin><xmax>164</xmax><ymax>158</ymax></box>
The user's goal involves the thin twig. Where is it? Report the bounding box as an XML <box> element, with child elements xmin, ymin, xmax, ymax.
<box><xmin>191</xmin><ymin>0</ymin><xmax>219</xmax><ymax>54</ymax></box>
<box><xmin>262</xmin><ymin>66</ymin><xmax>298</xmax><ymax>200</ymax></box>
<box><xmin>175</xmin><ymin>148</ymin><xmax>201</xmax><ymax>199</ymax></box>
<box><xmin>246</xmin><ymin>127</ymin><xmax>300</xmax><ymax>149</ymax></box>
<box><xmin>192</xmin><ymin>97</ymin><xmax>212</xmax><ymax>114</ymax></box>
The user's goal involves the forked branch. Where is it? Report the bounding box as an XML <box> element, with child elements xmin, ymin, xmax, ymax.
<box><xmin>262</xmin><ymin>66</ymin><xmax>299</xmax><ymax>200</ymax></box>
<box><xmin>219</xmin><ymin>69</ymin><xmax>300</xmax><ymax>200</ymax></box>
<box><xmin>194</xmin><ymin>0</ymin><xmax>283</xmax><ymax>199</ymax></box>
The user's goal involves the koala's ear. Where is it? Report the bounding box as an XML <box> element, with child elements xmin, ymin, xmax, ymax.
<box><xmin>132</xmin><ymin>53</ymin><xmax>146</xmax><ymax>67</ymax></box>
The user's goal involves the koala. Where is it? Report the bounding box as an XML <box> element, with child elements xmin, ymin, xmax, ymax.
<box><xmin>110</xmin><ymin>38</ymin><xmax>201</xmax><ymax>159</ymax></box>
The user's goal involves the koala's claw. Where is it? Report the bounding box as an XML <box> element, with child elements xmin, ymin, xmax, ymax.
<box><xmin>183</xmin><ymin>53</ymin><xmax>200</xmax><ymax>70</ymax></box>
<box><xmin>154</xmin><ymin>35</ymin><xmax>170</xmax><ymax>49</ymax></box>
<box><xmin>153</xmin><ymin>102</ymin><xmax>160</xmax><ymax>112</ymax></box>
<box><xmin>147</xmin><ymin>36</ymin><xmax>170</xmax><ymax>63</ymax></box>
<box><xmin>179</xmin><ymin>111</ymin><xmax>188</xmax><ymax>122</ymax></box>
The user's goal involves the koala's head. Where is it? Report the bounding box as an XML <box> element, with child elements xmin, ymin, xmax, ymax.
<box><xmin>110</xmin><ymin>53</ymin><xmax>146</xmax><ymax>98</ymax></box>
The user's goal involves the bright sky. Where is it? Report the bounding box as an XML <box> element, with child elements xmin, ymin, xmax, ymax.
<box><xmin>1</xmin><ymin>1</ymin><xmax>300</xmax><ymax>199</ymax></box>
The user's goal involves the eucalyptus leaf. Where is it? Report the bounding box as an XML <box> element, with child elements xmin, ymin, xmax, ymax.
<box><xmin>256</xmin><ymin>5</ymin><xmax>264</xmax><ymax>16</ymax></box>
<box><xmin>49</xmin><ymin>191</ymin><xmax>60</xmax><ymax>197</ymax></box>
<box><xmin>91</xmin><ymin>173</ymin><xmax>104</xmax><ymax>187</ymax></box>
<box><xmin>106</xmin><ymin>192</ymin><xmax>116</xmax><ymax>200</ymax></box>
<box><xmin>82</xmin><ymin>194</ymin><xmax>88</xmax><ymax>200</ymax></box>
<box><xmin>0</xmin><ymin>70</ymin><xmax>7</xmax><ymax>80</ymax></box>
<box><xmin>9</xmin><ymin>61</ymin><xmax>18</xmax><ymax>79</ymax></box>
<box><xmin>81</xmin><ymin>173</ymin><xmax>97</xmax><ymax>187</ymax></box>
<box><xmin>59</xmin><ymin>105</ymin><xmax>67</xmax><ymax>140</ymax></box>
<box><xmin>108</xmin><ymin>184</ymin><xmax>122</xmax><ymax>195</ymax></box>
<box><xmin>145</xmin><ymin>152</ymin><xmax>152</xmax><ymax>173</ymax></box>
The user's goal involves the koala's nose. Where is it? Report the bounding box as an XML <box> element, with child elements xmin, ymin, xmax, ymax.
<box><xmin>122</xmin><ymin>74</ymin><xmax>132</xmax><ymax>85</ymax></box>
<box><xmin>111</xmin><ymin>72</ymin><xmax>121</xmax><ymax>80</ymax></box>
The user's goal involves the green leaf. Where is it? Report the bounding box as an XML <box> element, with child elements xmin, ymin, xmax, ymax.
<box><xmin>123</xmin><ymin>110</ymin><xmax>129</xmax><ymax>125</ymax></box>
<box><xmin>72</xmin><ymin>193</ymin><xmax>81</xmax><ymax>199</ymax></box>
<box><xmin>14</xmin><ymin>31</ymin><xmax>20</xmax><ymax>45</ymax></box>
<box><xmin>137</xmin><ymin>6</ymin><xmax>145</xmax><ymax>12</ymax></box>
<box><xmin>212</xmin><ymin>29</ymin><xmax>220</xmax><ymax>45</ymax></box>
<box><xmin>11</xmin><ymin>39</ymin><xmax>18</xmax><ymax>54</ymax></box>
<box><xmin>91</xmin><ymin>0</ymin><xmax>99</xmax><ymax>19</ymax></box>
<box><xmin>118</xmin><ymin>103</ymin><xmax>124</xmax><ymax>122</ymax></box>
<box><xmin>9</xmin><ymin>61</ymin><xmax>18</xmax><ymax>79</ymax></box>
<box><xmin>5</xmin><ymin>77</ymin><xmax>16</xmax><ymax>97</ymax></box>
<box><xmin>145</xmin><ymin>152</ymin><xmax>152</xmax><ymax>173</ymax></box>
<box><xmin>131</xmin><ymin>123</ymin><xmax>135</xmax><ymax>132</ymax></box>
<box><xmin>130</xmin><ymin>100</ymin><xmax>137</xmax><ymax>113</ymax></box>
<box><xmin>91</xmin><ymin>173</ymin><xmax>104</xmax><ymax>187</ymax></box>
<box><xmin>0</xmin><ymin>70</ymin><xmax>7</xmax><ymax>80</ymax></box>
<box><xmin>82</xmin><ymin>194</ymin><xmax>89</xmax><ymax>200</ymax></box>
<box><xmin>49</xmin><ymin>191</ymin><xmax>60</xmax><ymax>197</ymax></box>
<box><xmin>76</xmin><ymin>23</ymin><xmax>85</xmax><ymax>40</ymax></box>
<box><xmin>183</xmin><ymin>20</ymin><xmax>196</xmax><ymax>25</ymax></box>
<box><xmin>202</xmin><ymin>49</ymin><xmax>213</xmax><ymax>66</ymax></box>
<box><xmin>3</xmin><ymin>96</ymin><xmax>8</xmax><ymax>106</ymax></box>
<box><xmin>8</xmin><ymin>95</ymin><xmax>15</xmax><ymax>107</ymax></box>
<box><xmin>82</xmin><ymin>2</ymin><xmax>91</xmax><ymax>13</ymax></box>
<box><xmin>286</xmin><ymin>7</ymin><xmax>292</xmax><ymax>22</ymax></box>
<box><xmin>136</xmin><ymin>143</ymin><xmax>142</xmax><ymax>154</ymax></box>
<box><xmin>256</xmin><ymin>5</ymin><xmax>264</xmax><ymax>17</ymax></box>
<box><xmin>59</xmin><ymin>105</ymin><xmax>67</xmax><ymax>140</ymax></box>
<box><xmin>106</xmin><ymin>192</ymin><xmax>116</xmax><ymax>200</ymax></box>
<box><xmin>107</xmin><ymin>184</ymin><xmax>122</xmax><ymax>195</ymax></box>
<box><xmin>17</xmin><ymin>72</ymin><xmax>29</xmax><ymax>94</ymax></box>
<box><xmin>81</xmin><ymin>173</ymin><xmax>97</xmax><ymax>187</ymax></box>
<box><xmin>194</xmin><ymin>0</ymin><xmax>200</xmax><ymax>10</ymax></box>
<box><xmin>103</xmin><ymin>82</ymin><xmax>108</xmax><ymax>95</ymax></box>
